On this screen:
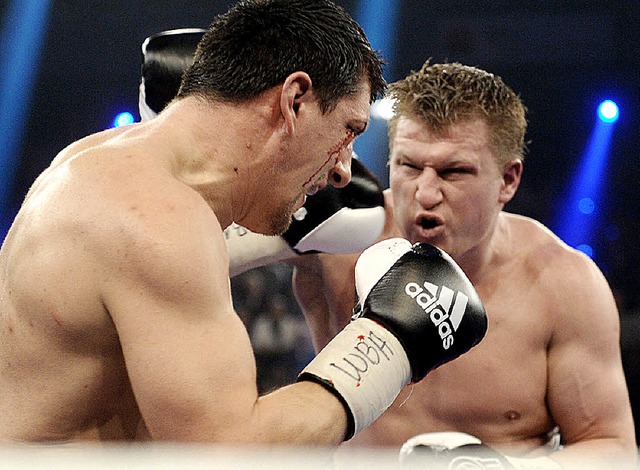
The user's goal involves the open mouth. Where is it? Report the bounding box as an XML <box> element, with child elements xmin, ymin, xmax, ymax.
<box><xmin>418</xmin><ymin>215</ymin><xmax>441</xmax><ymax>230</ymax></box>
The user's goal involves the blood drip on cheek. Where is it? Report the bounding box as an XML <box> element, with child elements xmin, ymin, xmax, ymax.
<box><xmin>302</xmin><ymin>130</ymin><xmax>355</xmax><ymax>187</ymax></box>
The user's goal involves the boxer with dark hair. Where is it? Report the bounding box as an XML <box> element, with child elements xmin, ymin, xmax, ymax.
<box><xmin>0</xmin><ymin>0</ymin><xmax>488</xmax><ymax>446</ymax></box>
<box><xmin>294</xmin><ymin>61</ymin><xmax>637</xmax><ymax>468</ymax></box>
<box><xmin>138</xmin><ymin>28</ymin><xmax>387</xmax><ymax>275</ymax></box>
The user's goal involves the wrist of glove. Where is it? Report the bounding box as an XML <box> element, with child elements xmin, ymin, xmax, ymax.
<box><xmin>399</xmin><ymin>432</ymin><xmax>563</xmax><ymax>470</ymax></box>
<box><xmin>224</xmin><ymin>223</ymin><xmax>296</xmax><ymax>277</ymax></box>
<box><xmin>298</xmin><ymin>239</ymin><xmax>487</xmax><ymax>440</ymax></box>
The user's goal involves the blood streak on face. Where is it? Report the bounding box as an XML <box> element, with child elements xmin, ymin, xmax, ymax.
<box><xmin>302</xmin><ymin>130</ymin><xmax>355</xmax><ymax>187</ymax></box>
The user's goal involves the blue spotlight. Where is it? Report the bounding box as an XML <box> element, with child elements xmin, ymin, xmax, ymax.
<box><xmin>353</xmin><ymin>0</ymin><xmax>401</xmax><ymax>186</ymax></box>
<box><xmin>597</xmin><ymin>100</ymin><xmax>619</xmax><ymax>123</ymax></box>
<box><xmin>113</xmin><ymin>112</ymin><xmax>135</xmax><ymax>128</ymax></box>
<box><xmin>578</xmin><ymin>197</ymin><xmax>595</xmax><ymax>214</ymax></box>
<box><xmin>354</xmin><ymin>0</ymin><xmax>399</xmax><ymax>80</ymax></box>
<box><xmin>553</xmin><ymin>98</ymin><xmax>618</xmax><ymax>262</ymax></box>
<box><xmin>0</xmin><ymin>0</ymin><xmax>52</xmax><ymax>242</ymax></box>
<box><xmin>576</xmin><ymin>244</ymin><xmax>594</xmax><ymax>259</ymax></box>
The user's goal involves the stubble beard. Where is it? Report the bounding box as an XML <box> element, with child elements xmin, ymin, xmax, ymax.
<box><xmin>268</xmin><ymin>196</ymin><xmax>299</xmax><ymax>236</ymax></box>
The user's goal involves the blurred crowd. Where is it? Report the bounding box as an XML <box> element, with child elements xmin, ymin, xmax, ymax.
<box><xmin>231</xmin><ymin>264</ymin><xmax>315</xmax><ymax>394</ymax></box>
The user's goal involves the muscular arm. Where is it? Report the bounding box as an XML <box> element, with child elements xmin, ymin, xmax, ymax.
<box><xmin>101</xmin><ymin>192</ymin><xmax>347</xmax><ymax>444</ymax></box>
<box><xmin>543</xmin><ymin>248</ymin><xmax>636</xmax><ymax>468</ymax></box>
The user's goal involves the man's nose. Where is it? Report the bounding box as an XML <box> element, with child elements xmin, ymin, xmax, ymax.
<box><xmin>328</xmin><ymin>149</ymin><xmax>353</xmax><ymax>188</ymax></box>
<box><xmin>415</xmin><ymin>169</ymin><xmax>443</xmax><ymax>207</ymax></box>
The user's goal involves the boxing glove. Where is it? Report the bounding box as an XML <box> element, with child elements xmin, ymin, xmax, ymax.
<box><xmin>399</xmin><ymin>432</ymin><xmax>563</xmax><ymax>469</ymax></box>
<box><xmin>139</xmin><ymin>28</ymin><xmax>205</xmax><ymax>121</ymax></box>
<box><xmin>138</xmin><ymin>29</ymin><xmax>386</xmax><ymax>276</ymax></box>
<box><xmin>298</xmin><ymin>238</ymin><xmax>487</xmax><ymax>439</ymax></box>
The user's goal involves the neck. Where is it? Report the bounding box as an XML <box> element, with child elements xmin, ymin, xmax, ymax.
<box><xmin>148</xmin><ymin>95</ymin><xmax>278</xmax><ymax>229</ymax></box>
<box><xmin>455</xmin><ymin>212</ymin><xmax>509</xmax><ymax>284</ymax></box>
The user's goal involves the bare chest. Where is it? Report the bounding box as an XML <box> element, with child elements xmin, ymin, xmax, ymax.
<box><xmin>353</xmin><ymin>272</ymin><xmax>555</xmax><ymax>448</ymax></box>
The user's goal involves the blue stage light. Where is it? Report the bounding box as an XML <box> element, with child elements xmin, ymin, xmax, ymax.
<box><xmin>553</xmin><ymin>97</ymin><xmax>617</xmax><ymax>265</ymax></box>
<box><xmin>578</xmin><ymin>197</ymin><xmax>595</xmax><ymax>214</ymax></box>
<box><xmin>113</xmin><ymin>112</ymin><xmax>134</xmax><ymax>128</ymax></box>
<box><xmin>352</xmin><ymin>0</ymin><xmax>400</xmax><ymax>186</ymax></box>
<box><xmin>0</xmin><ymin>0</ymin><xmax>52</xmax><ymax>241</ymax></box>
<box><xmin>597</xmin><ymin>100</ymin><xmax>619</xmax><ymax>123</ymax></box>
<box><xmin>576</xmin><ymin>244</ymin><xmax>594</xmax><ymax>258</ymax></box>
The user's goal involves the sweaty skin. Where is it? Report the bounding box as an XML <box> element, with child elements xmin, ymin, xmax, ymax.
<box><xmin>0</xmin><ymin>75</ymin><xmax>371</xmax><ymax>445</ymax></box>
<box><xmin>293</xmin><ymin>116</ymin><xmax>636</xmax><ymax>468</ymax></box>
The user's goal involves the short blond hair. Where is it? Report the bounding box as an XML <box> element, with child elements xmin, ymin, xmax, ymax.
<box><xmin>388</xmin><ymin>60</ymin><xmax>527</xmax><ymax>168</ymax></box>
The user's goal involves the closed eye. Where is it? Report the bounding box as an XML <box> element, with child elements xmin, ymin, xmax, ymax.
<box><xmin>440</xmin><ymin>167</ymin><xmax>476</xmax><ymax>177</ymax></box>
<box><xmin>348</xmin><ymin>122</ymin><xmax>367</xmax><ymax>137</ymax></box>
<box><xmin>398</xmin><ymin>159</ymin><xmax>421</xmax><ymax>171</ymax></box>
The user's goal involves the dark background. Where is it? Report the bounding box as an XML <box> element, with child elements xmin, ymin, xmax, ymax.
<box><xmin>2</xmin><ymin>0</ymin><xmax>640</xmax><ymax>441</ymax></box>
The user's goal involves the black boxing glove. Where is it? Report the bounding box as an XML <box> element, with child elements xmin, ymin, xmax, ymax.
<box><xmin>139</xmin><ymin>28</ymin><xmax>205</xmax><ymax>121</ymax></box>
<box><xmin>353</xmin><ymin>239</ymin><xmax>487</xmax><ymax>382</ymax></box>
<box><xmin>298</xmin><ymin>239</ymin><xmax>487</xmax><ymax>439</ymax></box>
<box><xmin>399</xmin><ymin>432</ymin><xmax>563</xmax><ymax>469</ymax></box>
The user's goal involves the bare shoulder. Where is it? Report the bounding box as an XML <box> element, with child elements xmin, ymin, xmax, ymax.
<box><xmin>503</xmin><ymin>212</ymin><xmax>618</xmax><ymax>325</ymax></box>
<box><xmin>23</xmin><ymin>133</ymin><xmax>233</xmax><ymax>325</ymax></box>
<box><xmin>504</xmin><ymin>212</ymin><xmax>598</xmax><ymax>276</ymax></box>
<box><xmin>92</xmin><ymin>161</ymin><xmax>230</xmax><ymax>315</ymax></box>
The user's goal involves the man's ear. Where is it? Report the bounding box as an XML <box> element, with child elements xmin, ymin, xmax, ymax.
<box><xmin>498</xmin><ymin>159</ymin><xmax>523</xmax><ymax>204</ymax></box>
<box><xmin>280</xmin><ymin>71</ymin><xmax>313</xmax><ymax>135</ymax></box>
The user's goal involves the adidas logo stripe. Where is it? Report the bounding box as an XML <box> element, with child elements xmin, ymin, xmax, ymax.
<box><xmin>405</xmin><ymin>281</ymin><xmax>469</xmax><ymax>350</ymax></box>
